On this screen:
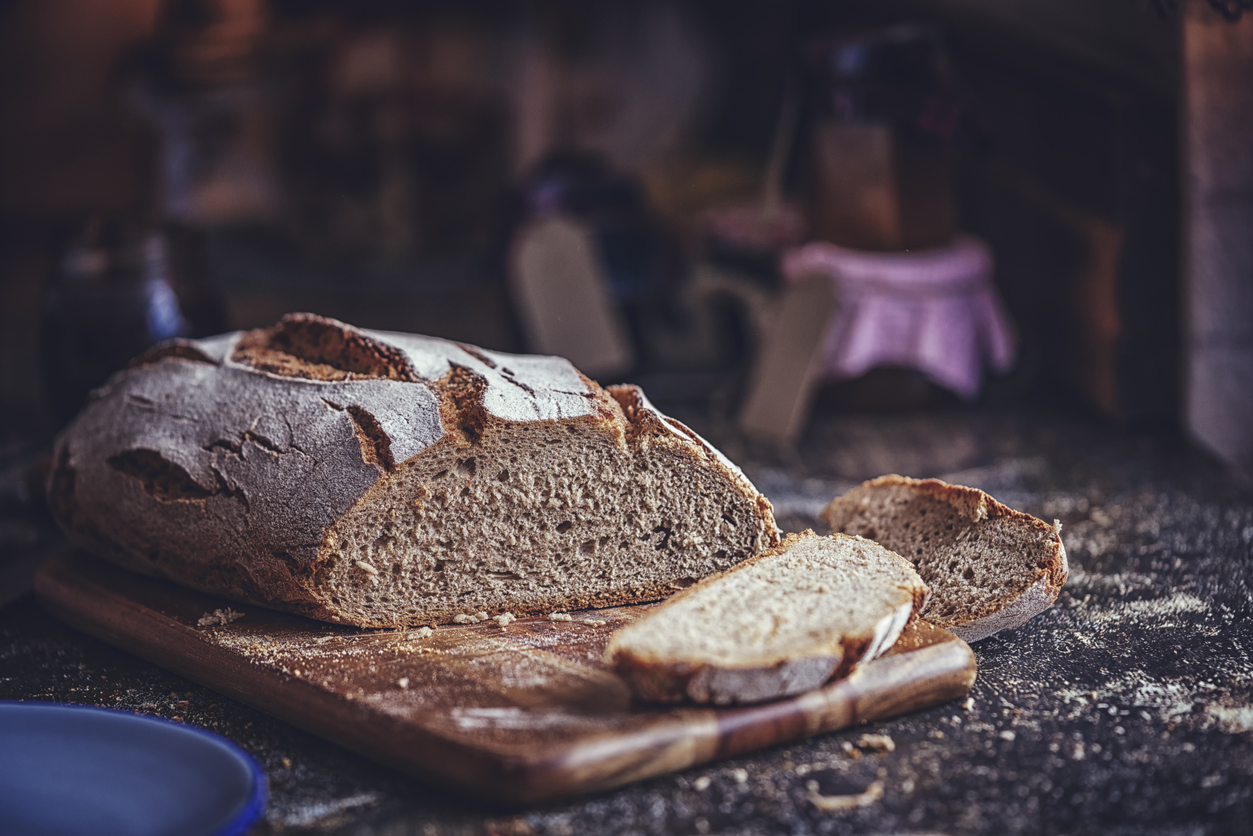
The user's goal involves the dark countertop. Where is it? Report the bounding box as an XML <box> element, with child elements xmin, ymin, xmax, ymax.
<box><xmin>2</xmin><ymin>403</ymin><xmax>1252</xmax><ymax>835</ymax></box>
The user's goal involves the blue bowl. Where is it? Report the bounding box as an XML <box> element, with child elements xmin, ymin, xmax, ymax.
<box><xmin>0</xmin><ymin>701</ymin><xmax>267</xmax><ymax>836</ymax></box>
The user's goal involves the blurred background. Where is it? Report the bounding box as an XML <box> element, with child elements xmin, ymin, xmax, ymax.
<box><xmin>0</xmin><ymin>0</ymin><xmax>1249</xmax><ymax>476</ymax></box>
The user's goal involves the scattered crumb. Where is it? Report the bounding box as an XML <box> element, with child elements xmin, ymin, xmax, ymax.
<box><xmin>281</xmin><ymin>758</ymin><xmax>292</xmax><ymax>769</ymax></box>
<box><xmin>962</xmin><ymin>697</ymin><xmax>975</xmax><ymax>711</ymax></box>
<box><xmin>584</xmin><ymin>619</ymin><xmax>606</xmax><ymax>627</ymax></box>
<box><xmin>412</xmin><ymin>626</ymin><xmax>434</xmax><ymax>639</ymax></box>
<box><xmin>732</xmin><ymin>768</ymin><xmax>748</xmax><ymax>784</ymax></box>
<box><xmin>398</xmin><ymin>677</ymin><xmax>410</xmax><ymax>690</ymax></box>
<box><xmin>454</xmin><ymin>613</ymin><xmax>485</xmax><ymax>624</ymax></box>
<box><xmin>197</xmin><ymin>608</ymin><xmax>245</xmax><ymax>627</ymax></box>
<box><xmin>1206</xmin><ymin>705</ymin><xmax>1253</xmax><ymax>734</ymax></box>
<box><xmin>314</xmin><ymin>636</ymin><xmax>335</xmax><ymax>644</ymax></box>
<box><xmin>1000</xmin><ymin>730</ymin><xmax>1016</xmax><ymax>741</ymax></box>
<box><xmin>693</xmin><ymin>776</ymin><xmax>711</xmax><ymax>791</ymax></box>
<box><xmin>840</xmin><ymin>741</ymin><xmax>862</xmax><ymax>759</ymax></box>
<box><xmin>549</xmin><ymin>613</ymin><xmax>573</xmax><ymax>622</ymax></box>
<box><xmin>857</xmin><ymin>733</ymin><xmax>895</xmax><ymax>753</ymax></box>
<box><xmin>808</xmin><ymin>779</ymin><xmax>884</xmax><ymax>811</ymax></box>
<box><xmin>494</xmin><ymin>613</ymin><xmax>517</xmax><ymax>628</ymax></box>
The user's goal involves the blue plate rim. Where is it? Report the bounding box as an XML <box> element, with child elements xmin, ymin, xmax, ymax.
<box><xmin>0</xmin><ymin>699</ymin><xmax>268</xmax><ymax>836</ymax></box>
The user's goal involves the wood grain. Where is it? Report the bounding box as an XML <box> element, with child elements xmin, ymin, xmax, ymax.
<box><xmin>34</xmin><ymin>552</ymin><xmax>976</xmax><ymax>804</ymax></box>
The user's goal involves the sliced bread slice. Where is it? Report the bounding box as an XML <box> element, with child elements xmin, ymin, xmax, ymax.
<box><xmin>821</xmin><ymin>475</ymin><xmax>1068</xmax><ymax>642</ymax></box>
<box><xmin>606</xmin><ymin>530</ymin><xmax>928</xmax><ymax>705</ymax></box>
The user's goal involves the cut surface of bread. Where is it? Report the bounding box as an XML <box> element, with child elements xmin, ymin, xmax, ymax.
<box><xmin>48</xmin><ymin>314</ymin><xmax>780</xmax><ymax>628</ymax></box>
<box><xmin>606</xmin><ymin>531</ymin><xmax>928</xmax><ymax>705</ymax></box>
<box><xmin>821</xmin><ymin>475</ymin><xmax>1067</xmax><ymax>642</ymax></box>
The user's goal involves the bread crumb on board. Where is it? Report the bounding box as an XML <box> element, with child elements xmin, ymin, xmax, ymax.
<box><xmin>494</xmin><ymin>613</ymin><xmax>516</xmax><ymax>628</ymax></box>
<box><xmin>397</xmin><ymin>677</ymin><xmax>410</xmax><ymax>689</ymax></box>
<box><xmin>453</xmin><ymin>611</ymin><xmax>491</xmax><ymax>624</ymax></box>
<box><xmin>549</xmin><ymin>612</ymin><xmax>573</xmax><ymax>622</ymax></box>
<box><xmin>584</xmin><ymin>619</ymin><xmax>606</xmax><ymax>627</ymax></box>
<box><xmin>808</xmin><ymin>779</ymin><xmax>884</xmax><ymax>811</ymax></box>
<box><xmin>857</xmin><ymin>733</ymin><xmax>896</xmax><ymax>753</ymax></box>
<box><xmin>197</xmin><ymin>608</ymin><xmax>245</xmax><ymax>627</ymax></box>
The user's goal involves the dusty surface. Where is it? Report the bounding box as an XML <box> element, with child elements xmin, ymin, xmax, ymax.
<box><xmin>3</xmin><ymin>403</ymin><xmax>1252</xmax><ymax>834</ymax></box>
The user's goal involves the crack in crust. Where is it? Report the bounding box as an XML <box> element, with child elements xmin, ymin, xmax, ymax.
<box><xmin>345</xmin><ymin>406</ymin><xmax>396</xmax><ymax>472</ymax></box>
<box><xmin>132</xmin><ymin>340</ymin><xmax>219</xmax><ymax>368</ymax></box>
<box><xmin>444</xmin><ymin>364</ymin><xmax>490</xmax><ymax>442</ymax></box>
<box><xmin>106</xmin><ymin>448</ymin><xmax>249</xmax><ymax>510</ymax></box>
<box><xmin>232</xmin><ymin>313</ymin><xmax>419</xmax><ymax>382</ymax></box>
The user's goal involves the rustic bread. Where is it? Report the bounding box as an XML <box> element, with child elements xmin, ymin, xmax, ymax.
<box><xmin>47</xmin><ymin>313</ymin><xmax>780</xmax><ymax>628</ymax></box>
<box><xmin>606</xmin><ymin>530</ymin><xmax>928</xmax><ymax>705</ymax></box>
<box><xmin>821</xmin><ymin>475</ymin><xmax>1067</xmax><ymax>642</ymax></box>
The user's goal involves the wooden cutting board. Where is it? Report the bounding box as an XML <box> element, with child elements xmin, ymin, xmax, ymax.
<box><xmin>35</xmin><ymin>552</ymin><xmax>976</xmax><ymax>805</ymax></box>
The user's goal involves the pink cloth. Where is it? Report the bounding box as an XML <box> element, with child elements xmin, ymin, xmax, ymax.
<box><xmin>781</xmin><ymin>235</ymin><xmax>1016</xmax><ymax>399</ymax></box>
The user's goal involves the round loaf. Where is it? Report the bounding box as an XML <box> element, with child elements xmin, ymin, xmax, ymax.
<box><xmin>48</xmin><ymin>313</ymin><xmax>780</xmax><ymax>627</ymax></box>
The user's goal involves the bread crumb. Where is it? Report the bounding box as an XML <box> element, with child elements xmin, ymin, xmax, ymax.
<box><xmin>840</xmin><ymin>741</ymin><xmax>862</xmax><ymax>758</ymax></box>
<box><xmin>732</xmin><ymin>768</ymin><xmax>748</xmax><ymax>783</ymax></box>
<box><xmin>494</xmin><ymin>613</ymin><xmax>516</xmax><ymax>628</ymax></box>
<box><xmin>857</xmin><ymin>733</ymin><xmax>895</xmax><ymax>753</ymax></box>
<box><xmin>453</xmin><ymin>614</ymin><xmax>474</xmax><ymax>624</ymax></box>
<box><xmin>808</xmin><ymin>779</ymin><xmax>884</xmax><ymax>811</ymax></box>
<box><xmin>1000</xmin><ymin>730</ymin><xmax>1016</xmax><ymax>741</ymax></box>
<box><xmin>549</xmin><ymin>612</ymin><xmax>573</xmax><ymax>621</ymax></box>
<box><xmin>398</xmin><ymin>677</ymin><xmax>410</xmax><ymax>689</ymax></box>
<box><xmin>197</xmin><ymin>608</ymin><xmax>245</xmax><ymax>627</ymax></box>
<box><xmin>584</xmin><ymin>619</ymin><xmax>606</xmax><ymax>627</ymax></box>
<box><xmin>315</xmin><ymin>636</ymin><xmax>335</xmax><ymax>644</ymax></box>
<box><xmin>693</xmin><ymin>776</ymin><xmax>711</xmax><ymax>791</ymax></box>
<box><xmin>355</xmin><ymin>560</ymin><xmax>379</xmax><ymax>575</ymax></box>
<box><xmin>962</xmin><ymin>697</ymin><xmax>975</xmax><ymax>711</ymax></box>
<box><xmin>412</xmin><ymin>626</ymin><xmax>433</xmax><ymax>639</ymax></box>
<box><xmin>281</xmin><ymin>758</ymin><xmax>292</xmax><ymax>769</ymax></box>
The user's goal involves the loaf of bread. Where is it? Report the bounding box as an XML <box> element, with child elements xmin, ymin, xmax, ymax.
<box><xmin>48</xmin><ymin>313</ymin><xmax>781</xmax><ymax>628</ymax></box>
<box><xmin>821</xmin><ymin>475</ymin><xmax>1067</xmax><ymax>642</ymax></box>
<box><xmin>606</xmin><ymin>530</ymin><xmax>928</xmax><ymax>705</ymax></box>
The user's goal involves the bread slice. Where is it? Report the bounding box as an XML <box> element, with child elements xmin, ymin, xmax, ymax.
<box><xmin>821</xmin><ymin>475</ymin><xmax>1067</xmax><ymax>642</ymax></box>
<box><xmin>606</xmin><ymin>530</ymin><xmax>928</xmax><ymax>705</ymax></box>
<box><xmin>48</xmin><ymin>313</ymin><xmax>780</xmax><ymax>628</ymax></box>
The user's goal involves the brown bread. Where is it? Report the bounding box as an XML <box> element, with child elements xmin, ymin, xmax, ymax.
<box><xmin>607</xmin><ymin>531</ymin><xmax>928</xmax><ymax>705</ymax></box>
<box><xmin>48</xmin><ymin>313</ymin><xmax>780</xmax><ymax>628</ymax></box>
<box><xmin>821</xmin><ymin>475</ymin><xmax>1067</xmax><ymax>642</ymax></box>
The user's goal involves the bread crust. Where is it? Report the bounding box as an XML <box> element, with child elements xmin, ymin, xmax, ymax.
<box><xmin>821</xmin><ymin>475</ymin><xmax>1068</xmax><ymax>640</ymax></box>
<box><xmin>606</xmin><ymin>531</ymin><xmax>928</xmax><ymax>705</ymax></box>
<box><xmin>48</xmin><ymin>314</ymin><xmax>780</xmax><ymax>627</ymax></box>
